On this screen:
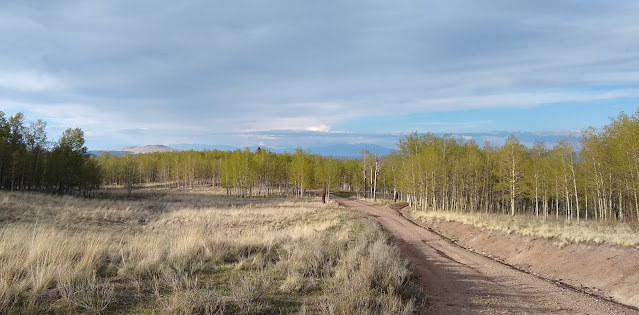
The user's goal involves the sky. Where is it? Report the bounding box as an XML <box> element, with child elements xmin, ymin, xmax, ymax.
<box><xmin>1</xmin><ymin>1</ymin><xmax>639</xmax><ymax>150</ymax></box>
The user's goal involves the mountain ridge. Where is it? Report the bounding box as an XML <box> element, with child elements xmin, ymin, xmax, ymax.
<box><xmin>88</xmin><ymin>143</ymin><xmax>393</xmax><ymax>158</ymax></box>
<box><xmin>87</xmin><ymin>145</ymin><xmax>180</xmax><ymax>157</ymax></box>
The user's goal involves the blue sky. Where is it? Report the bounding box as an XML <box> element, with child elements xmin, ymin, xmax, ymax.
<box><xmin>1</xmin><ymin>1</ymin><xmax>639</xmax><ymax>150</ymax></box>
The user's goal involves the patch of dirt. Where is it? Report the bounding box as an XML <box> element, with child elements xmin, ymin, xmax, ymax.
<box><xmin>388</xmin><ymin>202</ymin><xmax>409</xmax><ymax>211</ymax></box>
<box><xmin>418</xmin><ymin>217</ymin><xmax>639</xmax><ymax>309</ymax></box>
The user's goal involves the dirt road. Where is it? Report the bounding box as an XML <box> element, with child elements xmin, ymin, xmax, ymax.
<box><xmin>333</xmin><ymin>196</ymin><xmax>637</xmax><ymax>314</ymax></box>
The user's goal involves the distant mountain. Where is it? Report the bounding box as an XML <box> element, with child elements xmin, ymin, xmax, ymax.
<box><xmin>245</xmin><ymin>143</ymin><xmax>393</xmax><ymax>158</ymax></box>
<box><xmin>304</xmin><ymin>143</ymin><xmax>393</xmax><ymax>158</ymax></box>
<box><xmin>88</xmin><ymin>131</ymin><xmax>579</xmax><ymax>158</ymax></box>
<box><xmin>169</xmin><ymin>144</ymin><xmax>239</xmax><ymax>151</ymax></box>
<box><xmin>87</xmin><ymin>150</ymin><xmax>130</xmax><ymax>157</ymax></box>
<box><xmin>153</xmin><ymin>143</ymin><xmax>394</xmax><ymax>157</ymax></box>
<box><xmin>121</xmin><ymin>145</ymin><xmax>179</xmax><ymax>154</ymax></box>
<box><xmin>88</xmin><ymin>143</ymin><xmax>392</xmax><ymax>158</ymax></box>
<box><xmin>88</xmin><ymin>145</ymin><xmax>180</xmax><ymax>157</ymax></box>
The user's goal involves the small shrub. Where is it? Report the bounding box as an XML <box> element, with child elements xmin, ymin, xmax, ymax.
<box><xmin>230</xmin><ymin>274</ymin><xmax>269</xmax><ymax>314</ymax></box>
<box><xmin>373</xmin><ymin>293</ymin><xmax>416</xmax><ymax>315</ymax></box>
<box><xmin>159</xmin><ymin>263</ymin><xmax>200</xmax><ymax>292</ymax></box>
<box><xmin>367</xmin><ymin>239</ymin><xmax>410</xmax><ymax>293</ymax></box>
<box><xmin>57</xmin><ymin>276</ymin><xmax>114</xmax><ymax>314</ymax></box>
<box><xmin>0</xmin><ymin>287</ymin><xmax>19</xmax><ymax>314</ymax></box>
<box><xmin>159</xmin><ymin>288</ymin><xmax>225</xmax><ymax>315</ymax></box>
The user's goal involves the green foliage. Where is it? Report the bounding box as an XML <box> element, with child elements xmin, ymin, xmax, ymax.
<box><xmin>0</xmin><ymin>111</ymin><xmax>100</xmax><ymax>195</ymax></box>
<box><xmin>97</xmin><ymin>146</ymin><xmax>363</xmax><ymax>198</ymax></box>
<box><xmin>384</xmin><ymin>108</ymin><xmax>639</xmax><ymax>223</ymax></box>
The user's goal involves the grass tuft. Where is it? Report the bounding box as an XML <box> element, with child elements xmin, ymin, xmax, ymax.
<box><xmin>408</xmin><ymin>209</ymin><xmax>639</xmax><ymax>247</ymax></box>
<box><xmin>57</xmin><ymin>276</ymin><xmax>114</xmax><ymax>313</ymax></box>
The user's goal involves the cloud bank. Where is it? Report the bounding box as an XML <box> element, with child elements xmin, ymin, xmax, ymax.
<box><xmin>1</xmin><ymin>1</ymin><xmax>638</xmax><ymax>148</ymax></box>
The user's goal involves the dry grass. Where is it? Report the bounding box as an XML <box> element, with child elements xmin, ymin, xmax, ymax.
<box><xmin>0</xmin><ymin>188</ymin><xmax>422</xmax><ymax>314</ymax></box>
<box><xmin>408</xmin><ymin>209</ymin><xmax>639</xmax><ymax>248</ymax></box>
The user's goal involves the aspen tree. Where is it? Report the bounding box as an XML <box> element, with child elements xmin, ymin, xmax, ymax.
<box><xmin>497</xmin><ymin>135</ymin><xmax>526</xmax><ymax>216</ymax></box>
<box><xmin>526</xmin><ymin>142</ymin><xmax>547</xmax><ymax>217</ymax></box>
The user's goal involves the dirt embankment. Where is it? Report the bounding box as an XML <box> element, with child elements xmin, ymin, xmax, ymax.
<box><xmin>406</xmin><ymin>211</ymin><xmax>639</xmax><ymax>309</ymax></box>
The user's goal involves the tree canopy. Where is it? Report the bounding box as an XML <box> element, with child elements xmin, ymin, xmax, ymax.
<box><xmin>0</xmin><ymin>111</ymin><xmax>100</xmax><ymax>195</ymax></box>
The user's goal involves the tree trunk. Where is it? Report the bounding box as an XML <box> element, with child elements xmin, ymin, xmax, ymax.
<box><xmin>619</xmin><ymin>190</ymin><xmax>623</xmax><ymax>221</ymax></box>
<box><xmin>11</xmin><ymin>158</ymin><xmax>15</xmax><ymax>192</ymax></box>
<box><xmin>535</xmin><ymin>174</ymin><xmax>539</xmax><ymax>217</ymax></box>
<box><xmin>635</xmin><ymin>190</ymin><xmax>639</xmax><ymax>223</ymax></box>
<box><xmin>510</xmin><ymin>155</ymin><xmax>516</xmax><ymax>216</ymax></box>
<box><xmin>373</xmin><ymin>167</ymin><xmax>378</xmax><ymax>200</ymax></box>
<box><xmin>570</xmin><ymin>155</ymin><xmax>580</xmax><ymax>223</ymax></box>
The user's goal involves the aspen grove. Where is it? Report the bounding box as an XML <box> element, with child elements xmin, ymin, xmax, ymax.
<box><xmin>89</xmin><ymin>108</ymin><xmax>639</xmax><ymax>223</ymax></box>
<box><xmin>0</xmin><ymin>111</ymin><xmax>101</xmax><ymax>196</ymax></box>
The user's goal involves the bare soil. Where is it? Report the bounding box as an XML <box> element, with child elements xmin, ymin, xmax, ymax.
<box><xmin>407</xmin><ymin>211</ymin><xmax>639</xmax><ymax>309</ymax></box>
<box><xmin>334</xmin><ymin>196</ymin><xmax>638</xmax><ymax>314</ymax></box>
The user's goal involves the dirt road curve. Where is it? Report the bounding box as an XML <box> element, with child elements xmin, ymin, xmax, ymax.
<box><xmin>333</xmin><ymin>197</ymin><xmax>637</xmax><ymax>315</ymax></box>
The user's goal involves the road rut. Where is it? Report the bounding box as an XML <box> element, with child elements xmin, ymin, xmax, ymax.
<box><xmin>334</xmin><ymin>196</ymin><xmax>636</xmax><ymax>314</ymax></box>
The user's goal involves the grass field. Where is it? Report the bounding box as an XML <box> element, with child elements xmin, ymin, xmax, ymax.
<box><xmin>406</xmin><ymin>209</ymin><xmax>639</xmax><ymax>248</ymax></box>
<box><xmin>0</xmin><ymin>188</ymin><xmax>423</xmax><ymax>314</ymax></box>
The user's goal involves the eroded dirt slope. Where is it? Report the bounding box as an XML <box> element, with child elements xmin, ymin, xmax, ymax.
<box><xmin>407</xmin><ymin>214</ymin><xmax>639</xmax><ymax>309</ymax></box>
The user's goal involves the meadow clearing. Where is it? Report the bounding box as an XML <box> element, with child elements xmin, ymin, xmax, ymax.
<box><xmin>0</xmin><ymin>188</ymin><xmax>422</xmax><ymax>314</ymax></box>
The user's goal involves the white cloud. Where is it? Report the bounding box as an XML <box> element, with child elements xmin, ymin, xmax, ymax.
<box><xmin>0</xmin><ymin>70</ymin><xmax>66</xmax><ymax>92</ymax></box>
<box><xmin>306</xmin><ymin>125</ymin><xmax>331</xmax><ymax>132</ymax></box>
<box><xmin>408</xmin><ymin>89</ymin><xmax>639</xmax><ymax>112</ymax></box>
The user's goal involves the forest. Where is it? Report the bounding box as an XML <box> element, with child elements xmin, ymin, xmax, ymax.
<box><xmin>0</xmin><ymin>111</ymin><xmax>101</xmax><ymax>196</ymax></box>
<box><xmin>3</xmin><ymin>108</ymin><xmax>639</xmax><ymax>223</ymax></box>
<box><xmin>387</xmin><ymin>109</ymin><xmax>639</xmax><ymax>223</ymax></box>
<box><xmin>94</xmin><ymin>108</ymin><xmax>639</xmax><ymax>223</ymax></box>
